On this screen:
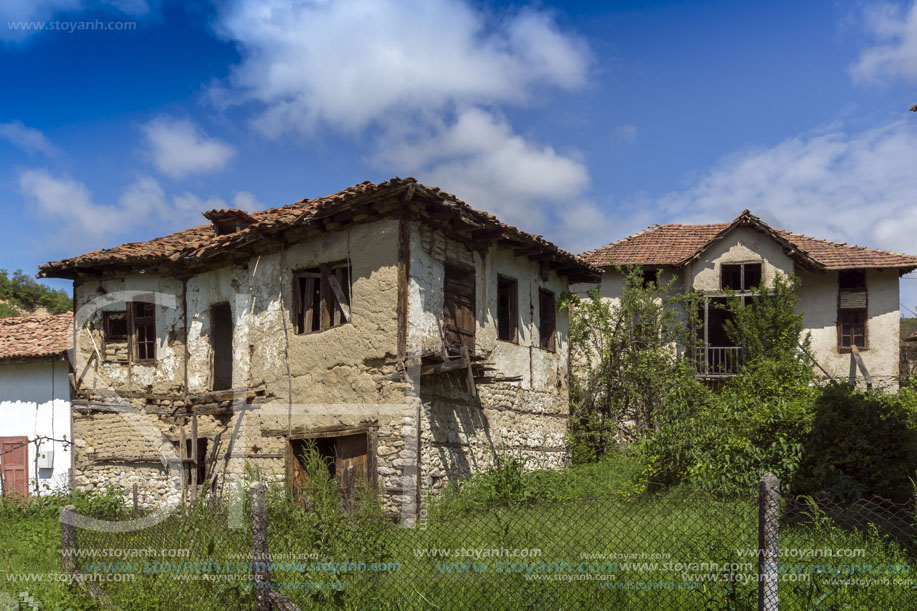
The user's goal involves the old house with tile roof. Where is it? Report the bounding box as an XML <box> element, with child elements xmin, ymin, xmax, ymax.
<box><xmin>578</xmin><ymin>210</ymin><xmax>917</xmax><ymax>388</ymax></box>
<box><xmin>39</xmin><ymin>178</ymin><xmax>597</xmax><ymax>517</ymax></box>
<box><xmin>0</xmin><ymin>312</ymin><xmax>73</xmax><ymax>497</ymax></box>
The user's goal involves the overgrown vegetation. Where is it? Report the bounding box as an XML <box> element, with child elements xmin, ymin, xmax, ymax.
<box><xmin>566</xmin><ymin>268</ymin><xmax>917</xmax><ymax>503</ymax></box>
<box><xmin>0</xmin><ymin>268</ymin><xmax>71</xmax><ymax>317</ymax></box>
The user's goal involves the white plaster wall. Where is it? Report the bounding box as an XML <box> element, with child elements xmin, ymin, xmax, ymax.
<box><xmin>407</xmin><ymin>222</ymin><xmax>569</xmax><ymax>390</ymax></box>
<box><xmin>797</xmin><ymin>268</ymin><xmax>900</xmax><ymax>386</ymax></box>
<box><xmin>684</xmin><ymin>227</ymin><xmax>794</xmax><ymax>291</ymax></box>
<box><xmin>0</xmin><ymin>361</ymin><xmax>71</xmax><ymax>494</ymax></box>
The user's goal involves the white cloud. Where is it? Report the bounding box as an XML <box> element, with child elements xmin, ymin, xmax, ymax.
<box><xmin>849</xmin><ymin>1</ymin><xmax>917</xmax><ymax>83</ymax></box>
<box><xmin>19</xmin><ymin>169</ymin><xmax>234</xmax><ymax>248</ymax></box>
<box><xmin>0</xmin><ymin>121</ymin><xmax>58</xmax><ymax>156</ymax></box>
<box><xmin>646</xmin><ymin>119</ymin><xmax>917</xmax><ymax>307</ymax></box>
<box><xmin>374</xmin><ymin>107</ymin><xmax>600</xmax><ymax>243</ymax></box>
<box><xmin>213</xmin><ymin>0</ymin><xmax>590</xmax><ymax>137</ymax></box>
<box><xmin>140</xmin><ymin>117</ymin><xmax>236</xmax><ymax>179</ymax></box>
<box><xmin>212</xmin><ymin>0</ymin><xmax>598</xmax><ymax>247</ymax></box>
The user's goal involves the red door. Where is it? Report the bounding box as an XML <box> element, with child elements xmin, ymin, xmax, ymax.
<box><xmin>0</xmin><ymin>436</ymin><xmax>29</xmax><ymax>498</ymax></box>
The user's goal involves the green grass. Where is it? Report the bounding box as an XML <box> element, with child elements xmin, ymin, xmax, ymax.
<box><xmin>1</xmin><ymin>455</ymin><xmax>913</xmax><ymax>609</ymax></box>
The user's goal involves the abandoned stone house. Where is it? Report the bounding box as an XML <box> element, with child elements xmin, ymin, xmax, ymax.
<box><xmin>38</xmin><ymin>178</ymin><xmax>598</xmax><ymax>516</ymax></box>
<box><xmin>577</xmin><ymin>210</ymin><xmax>917</xmax><ymax>389</ymax></box>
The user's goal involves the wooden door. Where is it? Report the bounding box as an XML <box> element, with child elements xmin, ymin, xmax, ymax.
<box><xmin>0</xmin><ymin>436</ymin><xmax>29</xmax><ymax>498</ymax></box>
<box><xmin>335</xmin><ymin>433</ymin><xmax>369</xmax><ymax>501</ymax></box>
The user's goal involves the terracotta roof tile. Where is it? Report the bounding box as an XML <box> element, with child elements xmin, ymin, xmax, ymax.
<box><xmin>581</xmin><ymin>211</ymin><xmax>917</xmax><ymax>272</ymax></box>
<box><xmin>0</xmin><ymin>312</ymin><xmax>72</xmax><ymax>362</ymax></box>
<box><xmin>40</xmin><ymin>178</ymin><xmax>598</xmax><ymax>281</ymax></box>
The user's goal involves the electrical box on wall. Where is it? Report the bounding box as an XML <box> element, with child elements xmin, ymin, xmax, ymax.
<box><xmin>38</xmin><ymin>449</ymin><xmax>54</xmax><ymax>469</ymax></box>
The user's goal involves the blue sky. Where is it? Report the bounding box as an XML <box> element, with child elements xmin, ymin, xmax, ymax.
<box><xmin>2</xmin><ymin>0</ymin><xmax>917</xmax><ymax>311</ymax></box>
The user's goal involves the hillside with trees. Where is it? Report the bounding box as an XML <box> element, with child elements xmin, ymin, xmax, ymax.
<box><xmin>0</xmin><ymin>269</ymin><xmax>72</xmax><ymax>317</ymax></box>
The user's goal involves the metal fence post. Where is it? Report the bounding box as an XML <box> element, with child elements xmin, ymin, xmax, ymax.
<box><xmin>758</xmin><ymin>473</ymin><xmax>780</xmax><ymax>611</ymax></box>
<box><xmin>251</xmin><ymin>482</ymin><xmax>271</xmax><ymax>611</ymax></box>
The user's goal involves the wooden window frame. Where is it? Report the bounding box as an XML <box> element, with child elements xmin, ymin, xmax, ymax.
<box><xmin>292</xmin><ymin>262</ymin><xmax>352</xmax><ymax>335</ymax></box>
<box><xmin>720</xmin><ymin>262</ymin><xmax>763</xmax><ymax>292</ymax></box>
<box><xmin>101</xmin><ymin>299</ymin><xmax>156</xmax><ymax>364</ymax></box>
<box><xmin>538</xmin><ymin>288</ymin><xmax>556</xmax><ymax>352</ymax></box>
<box><xmin>837</xmin><ymin>270</ymin><xmax>868</xmax><ymax>352</ymax></box>
<box><xmin>496</xmin><ymin>275</ymin><xmax>519</xmax><ymax>344</ymax></box>
<box><xmin>131</xmin><ymin>298</ymin><xmax>157</xmax><ymax>363</ymax></box>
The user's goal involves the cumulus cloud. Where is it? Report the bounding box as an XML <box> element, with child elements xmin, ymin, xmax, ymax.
<box><xmin>140</xmin><ymin>117</ymin><xmax>236</xmax><ymax>179</ymax></box>
<box><xmin>849</xmin><ymin>1</ymin><xmax>917</xmax><ymax>83</ymax></box>
<box><xmin>0</xmin><ymin>121</ymin><xmax>58</xmax><ymax>156</ymax></box>
<box><xmin>18</xmin><ymin>169</ymin><xmax>236</xmax><ymax>248</ymax></box>
<box><xmin>213</xmin><ymin>0</ymin><xmax>589</xmax><ymax>136</ymax></box>
<box><xmin>211</xmin><ymin>0</ymin><xmax>599</xmax><ymax>245</ymax></box>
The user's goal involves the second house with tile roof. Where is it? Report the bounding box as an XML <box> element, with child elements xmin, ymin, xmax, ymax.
<box><xmin>578</xmin><ymin>210</ymin><xmax>917</xmax><ymax>388</ymax></box>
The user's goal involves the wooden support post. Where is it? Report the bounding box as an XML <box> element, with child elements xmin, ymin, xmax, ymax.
<box><xmin>132</xmin><ymin>483</ymin><xmax>138</xmax><ymax>516</ymax></box>
<box><xmin>61</xmin><ymin>504</ymin><xmax>76</xmax><ymax>580</ymax></box>
<box><xmin>850</xmin><ymin>346</ymin><xmax>873</xmax><ymax>389</ymax></box>
<box><xmin>190</xmin><ymin>415</ymin><xmax>198</xmax><ymax>503</ymax></box>
<box><xmin>251</xmin><ymin>482</ymin><xmax>271</xmax><ymax>611</ymax></box>
<box><xmin>758</xmin><ymin>472</ymin><xmax>780</xmax><ymax>611</ymax></box>
<box><xmin>460</xmin><ymin>346</ymin><xmax>477</xmax><ymax>399</ymax></box>
<box><xmin>180</xmin><ymin>425</ymin><xmax>187</xmax><ymax>505</ymax></box>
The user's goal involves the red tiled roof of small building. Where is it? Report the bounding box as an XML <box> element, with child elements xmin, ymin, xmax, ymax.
<box><xmin>0</xmin><ymin>312</ymin><xmax>72</xmax><ymax>362</ymax></box>
<box><xmin>580</xmin><ymin>210</ymin><xmax>917</xmax><ymax>272</ymax></box>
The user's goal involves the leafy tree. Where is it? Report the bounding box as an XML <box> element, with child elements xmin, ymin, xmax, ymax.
<box><xmin>562</xmin><ymin>266</ymin><xmax>707</xmax><ymax>462</ymax></box>
<box><xmin>0</xmin><ymin>269</ymin><xmax>72</xmax><ymax>316</ymax></box>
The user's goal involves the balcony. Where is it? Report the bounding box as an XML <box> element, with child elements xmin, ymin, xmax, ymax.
<box><xmin>696</xmin><ymin>346</ymin><xmax>743</xmax><ymax>378</ymax></box>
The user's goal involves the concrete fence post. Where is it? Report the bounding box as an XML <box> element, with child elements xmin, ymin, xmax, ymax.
<box><xmin>251</xmin><ymin>482</ymin><xmax>271</xmax><ymax>611</ymax></box>
<box><xmin>758</xmin><ymin>473</ymin><xmax>780</xmax><ymax>611</ymax></box>
<box><xmin>61</xmin><ymin>504</ymin><xmax>77</xmax><ymax>581</ymax></box>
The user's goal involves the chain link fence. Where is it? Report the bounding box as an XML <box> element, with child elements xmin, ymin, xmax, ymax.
<box><xmin>62</xmin><ymin>475</ymin><xmax>916</xmax><ymax>610</ymax></box>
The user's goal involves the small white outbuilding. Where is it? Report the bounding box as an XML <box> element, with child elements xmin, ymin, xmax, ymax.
<box><xmin>0</xmin><ymin>312</ymin><xmax>72</xmax><ymax>498</ymax></box>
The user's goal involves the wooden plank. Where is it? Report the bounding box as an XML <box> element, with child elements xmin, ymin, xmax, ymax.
<box><xmin>328</xmin><ymin>272</ymin><xmax>352</xmax><ymax>322</ymax></box>
<box><xmin>851</xmin><ymin>345</ymin><xmax>873</xmax><ymax>389</ymax></box>
<box><xmin>179</xmin><ymin>425</ymin><xmax>187</xmax><ymax>505</ymax></box>
<box><xmin>397</xmin><ymin>216</ymin><xmax>410</xmax><ymax>360</ymax></box>
<box><xmin>461</xmin><ymin>346</ymin><xmax>477</xmax><ymax>399</ymax></box>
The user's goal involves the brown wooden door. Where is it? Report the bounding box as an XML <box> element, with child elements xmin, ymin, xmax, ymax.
<box><xmin>0</xmin><ymin>436</ymin><xmax>29</xmax><ymax>498</ymax></box>
<box><xmin>444</xmin><ymin>264</ymin><xmax>475</xmax><ymax>356</ymax></box>
<box><xmin>335</xmin><ymin>433</ymin><xmax>369</xmax><ymax>501</ymax></box>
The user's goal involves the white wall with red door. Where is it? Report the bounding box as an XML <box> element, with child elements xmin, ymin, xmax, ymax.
<box><xmin>0</xmin><ymin>360</ymin><xmax>71</xmax><ymax>498</ymax></box>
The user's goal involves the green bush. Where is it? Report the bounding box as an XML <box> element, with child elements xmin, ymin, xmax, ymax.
<box><xmin>792</xmin><ymin>383</ymin><xmax>917</xmax><ymax>503</ymax></box>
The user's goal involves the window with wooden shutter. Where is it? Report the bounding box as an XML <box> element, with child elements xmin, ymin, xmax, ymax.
<box><xmin>443</xmin><ymin>264</ymin><xmax>476</xmax><ymax>356</ymax></box>
<box><xmin>721</xmin><ymin>262</ymin><xmax>762</xmax><ymax>291</ymax></box>
<box><xmin>497</xmin><ymin>275</ymin><xmax>518</xmax><ymax>343</ymax></box>
<box><xmin>293</xmin><ymin>263</ymin><xmax>351</xmax><ymax>334</ymax></box>
<box><xmin>538</xmin><ymin>289</ymin><xmax>556</xmax><ymax>351</ymax></box>
<box><xmin>103</xmin><ymin>311</ymin><xmax>129</xmax><ymax>362</ymax></box>
<box><xmin>837</xmin><ymin>270</ymin><xmax>867</xmax><ymax>351</ymax></box>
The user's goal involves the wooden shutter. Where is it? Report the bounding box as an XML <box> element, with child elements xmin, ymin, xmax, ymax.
<box><xmin>443</xmin><ymin>264</ymin><xmax>476</xmax><ymax>356</ymax></box>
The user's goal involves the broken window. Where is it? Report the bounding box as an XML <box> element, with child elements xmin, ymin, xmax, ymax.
<box><xmin>132</xmin><ymin>299</ymin><xmax>156</xmax><ymax>362</ymax></box>
<box><xmin>837</xmin><ymin>270</ymin><xmax>867</xmax><ymax>350</ymax></box>
<box><xmin>497</xmin><ymin>275</ymin><xmax>518</xmax><ymax>343</ymax></box>
<box><xmin>174</xmin><ymin>438</ymin><xmax>208</xmax><ymax>488</ymax></box>
<box><xmin>443</xmin><ymin>264</ymin><xmax>476</xmax><ymax>356</ymax></box>
<box><xmin>293</xmin><ymin>263</ymin><xmax>351</xmax><ymax>334</ymax></box>
<box><xmin>641</xmin><ymin>268</ymin><xmax>659</xmax><ymax>288</ymax></box>
<box><xmin>538</xmin><ymin>289</ymin><xmax>556</xmax><ymax>351</ymax></box>
<box><xmin>721</xmin><ymin>262</ymin><xmax>762</xmax><ymax>291</ymax></box>
<box><xmin>101</xmin><ymin>300</ymin><xmax>156</xmax><ymax>363</ymax></box>
<box><xmin>210</xmin><ymin>302</ymin><xmax>233</xmax><ymax>391</ymax></box>
<box><xmin>102</xmin><ymin>311</ymin><xmax>129</xmax><ymax>361</ymax></box>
